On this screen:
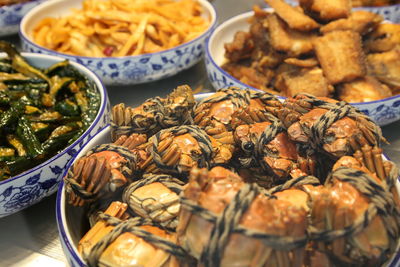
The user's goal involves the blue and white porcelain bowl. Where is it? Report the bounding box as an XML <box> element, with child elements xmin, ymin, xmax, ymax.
<box><xmin>0</xmin><ymin>52</ymin><xmax>109</xmax><ymax>218</ymax></box>
<box><xmin>205</xmin><ymin>9</ymin><xmax>400</xmax><ymax>126</ymax></box>
<box><xmin>19</xmin><ymin>0</ymin><xmax>217</xmax><ymax>86</ymax></box>
<box><xmin>57</xmin><ymin>126</ymin><xmax>110</xmax><ymax>267</ymax></box>
<box><xmin>56</xmin><ymin>124</ymin><xmax>400</xmax><ymax>266</ymax></box>
<box><xmin>0</xmin><ymin>0</ymin><xmax>46</xmax><ymax>37</ymax></box>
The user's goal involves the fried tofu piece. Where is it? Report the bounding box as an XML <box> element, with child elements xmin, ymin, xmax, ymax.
<box><xmin>265</xmin><ymin>0</ymin><xmax>319</xmax><ymax>31</ymax></box>
<box><xmin>364</xmin><ymin>24</ymin><xmax>400</xmax><ymax>53</ymax></box>
<box><xmin>299</xmin><ymin>0</ymin><xmax>351</xmax><ymax>21</ymax></box>
<box><xmin>267</xmin><ymin>14</ymin><xmax>315</xmax><ymax>56</ymax></box>
<box><xmin>274</xmin><ymin>64</ymin><xmax>334</xmax><ymax>97</ymax></box>
<box><xmin>314</xmin><ymin>30</ymin><xmax>366</xmax><ymax>84</ymax></box>
<box><xmin>367</xmin><ymin>48</ymin><xmax>400</xmax><ymax>90</ymax></box>
<box><xmin>337</xmin><ymin>76</ymin><xmax>392</xmax><ymax>102</ymax></box>
<box><xmin>320</xmin><ymin>10</ymin><xmax>383</xmax><ymax>35</ymax></box>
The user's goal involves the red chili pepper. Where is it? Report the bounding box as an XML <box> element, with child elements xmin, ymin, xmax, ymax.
<box><xmin>103</xmin><ymin>46</ymin><xmax>114</xmax><ymax>56</ymax></box>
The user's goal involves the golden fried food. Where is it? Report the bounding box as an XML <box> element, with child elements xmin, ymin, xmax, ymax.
<box><xmin>224</xmin><ymin>31</ymin><xmax>254</xmax><ymax>63</ymax></box>
<box><xmin>267</xmin><ymin>13</ymin><xmax>315</xmax><ymax>56</ymax></box>
<box><xmin>313</xmin><ymin>30</ymin><xmax>366</xmax><ymax>84</ymax></box>
<box><xmin>364</xmin><ymin>23</ymin><xmax>400</xmax><ymax>52</ymax></box>
<box><xmin>275</xmin><ymin>64</ymin><xmax>334</xmax><ymax>97</ymax></box>
<box><xmin>221</xmin><ymin>0</ymin><xmax>400</xmax><ymax>102</ymax></box>
<box><xmin>320</xmin><ymin>10</ymin><xmax>383</xmax><ymax>34</ymax></box>
<box><xmin>265</xmin><ymin>0</ymin><xmax>319</xmax><ymax>31</ymax></box>
<box><xmin>367</xmin><ymin>47</ymin><xmax>400</xmax><ymax>90</ymax></box>
<box><xmin>223</xmin><ymin>63</ymin><xmax>275</xmax><ymax>92</ymax></box>
<box><xmin>300</xmin><ymin>0</ymin><xmax>351</xmax><ymax>21</ymax></box>
<box><xmin>284</xmin><ymin>57</ymin><xmax>319</xmax><ymax>67</ymax></box>
<box><xmin>32</xmin><ymin>0</ymin><xmax>210</xmax><ymax>57</ymax></box>
<box><xmin>337</xmin><ymin>76</ymin><xmax>392</xmax><ymax>102</ymax></box>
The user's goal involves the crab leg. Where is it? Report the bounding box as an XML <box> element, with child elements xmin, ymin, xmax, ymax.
<box><xmin>361</xmin><ymin>145</ymin><xmax>375</xmax><ymax>172</ymax></box>
<box><xmin>372</xmin><ymin>146</ymin><xmax>385</xmax><ymax>180</ymax></box>
<box><xmin>78</xmin><ymin>201</ymin><xmax>128</xmax><ymax>256</ymax></box>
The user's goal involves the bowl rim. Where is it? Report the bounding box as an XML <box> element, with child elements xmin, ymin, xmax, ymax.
<box><xmin>56</xmin><ymin>125</ymin><xmax>111</xmax><ymax>267</ymax></box>
<box><xmin>0</xmin><ymin>52</ymin><xmax>108</xmax><ymax>186</ymax></box>
<box><xmin>19</xmin><ymin>0</ymin><xmax>217</xmax><ymax>60</ymax></box>
<box><xmin>205</xmin><ymin>8</ymin><xmax>400</xmax><ymax>106</ymax></box>
<box><xmin>0</xmin><ymin>0</ymin><xmax>43</xmax><ymax>10</ymax></box>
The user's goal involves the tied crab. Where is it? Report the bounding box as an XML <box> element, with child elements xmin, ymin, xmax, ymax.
<box><xmin>64</xmin><ymin>143</ymin><xmax>137</xmax><ymax>206</ymax></box>
<box><xmin>193</xmin><ymin>87</ymin><xmax>283</xmax><ymax>148</ymax></box>
<box><xmin>233</xmin><ymin>119</ymin><xmax>317</xmax><ymax>188</ymax></box>
<box><xmin>111</xmin><ymin>84</ymin><xmax>195</xmax><ymax>141</ymax></box>
<box><xmin>177</xmin><ymin>166</ymin><xmax>309</xmax><ymax>267</ymax></box>
<box><xmin>79</xmin><ymin>201</ymin><xmax>191</xmax><ymax>267</ymax></box>
<box><xmin>277</xmin><ymin>94</ymin><xmax>386</xmax><ymax>159</ymax></box>
<box><xmin>122</xmin><ymin>173</ymin><xmax>185</xmax><ymax>229</ymax></box>
<box><xmin>133</xmin><ymin>125</ymin><xmax>233</xmax><ymax>177</ymax></box>
<box><xmin>308</xmin><ymin>146</ymin><xmax>400</xmax><ymax>266</ymax></box>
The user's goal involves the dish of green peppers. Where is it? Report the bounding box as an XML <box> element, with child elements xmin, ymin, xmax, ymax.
<box><xmin>0</xmin><ymin>41</ymin><xmax>101</xmax><ymax>180</ymax></box>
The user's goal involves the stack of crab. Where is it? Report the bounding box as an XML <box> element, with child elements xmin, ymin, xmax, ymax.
<box><xmin>65</xmin><ymin>86</ymin><xmax>400</xmax><ymax>267</ymax></box>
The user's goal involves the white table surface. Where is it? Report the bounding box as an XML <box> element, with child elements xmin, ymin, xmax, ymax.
<box><xmin>0</xmin><ymin>0</ymin><xmax>399</xmax><ymax>266</ymax></box>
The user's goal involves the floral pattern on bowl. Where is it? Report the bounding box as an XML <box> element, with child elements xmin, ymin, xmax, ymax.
<box><xmin>19</xmin><ymin>0</ymin><xmax>217</xmax><ymax>85</ymax></box>
<box><xmin>205</xmin><ymin>8</ymin><xmax>400</xmax><ymax>127</ymax></box>
<box><xmin>0</xmin><ymin>52</ymin><xmax>110</xmax><ymax>218</ymax></box>
<box><xmin>0</xmin><ymin>0</ymin><xmax>45</xmax><ymax>37</ymax></box>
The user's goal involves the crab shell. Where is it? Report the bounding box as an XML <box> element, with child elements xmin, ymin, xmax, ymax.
<box><xmin>111</xmin><ymin>85</ymin><xmax>195</xmax><ymax>141</ymax></box>
<box><xmin>278</xmin><ymin>94</ymin><xmax>384</xmax><ymax>159</ymax></box>
<box><xmin>309</xmin><ymin>154</ymin><xmax>400</xmax><ymax>266</ymax></box>
<box><xmin>193</xmin><ymin>87</ymin><xmax>282</xmax><ymax>147</ymax></box>
<box><xmin>65</xmin><ymin>149</ymin><xmax>133</xmax><ymax>207</ymax></box>
<box><xmin>122</xmin><ymin>175</ymin><xmax>184</xmax><ymax>229</ymax></box>
<box><xmin>98</xmin><ymin>225</ymin><xmax>180</xmax><ymax>267</ymax></box>
<box><xmin>177</xmin><ymin>166</ymin><xmax>308</xmax><ymax>267</ymax></box>
<box><xmin>310</xmin><ymin>180</ymin><xmax>390</xmax><ymax>265</ymax></box>
<box><xmin>234</xmin><ymin>121</ymin><xmax>315</xmax><ymax>186</ymax></box>
<box><xmin>79</xmin><ymin>201</ymin><xmax>183</xmax><ymax>267</ymax></box>
<box><xmin>138</xmin><ymin>125</ymin><xmax>233</xmax><ymax>176</ymax></box>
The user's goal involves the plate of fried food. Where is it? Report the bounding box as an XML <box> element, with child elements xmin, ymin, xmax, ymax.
<box><xmin>19</xmin><ymin>0</ymin><xmax>216</xmax><ymax>85</ymax></box>
<box><xmin>206</xmin><ymin>0</ymin><xmax>400</xmax><ymax>126</ymax></box>
<box><xmin>57</xmin><ymin>86</ymin><xmax>400</xmax><ymax>267</ymax></box>
<box><xmin>0</xmin><ymin>0</ymin><xmax>46</xmax><ymax>36</ymax></box>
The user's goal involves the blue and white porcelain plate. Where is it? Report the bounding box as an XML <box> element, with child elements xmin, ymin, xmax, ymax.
<box><xmin>205</xmin><ymin>8</ymin><xmax>400</xmax><ymax>126</ymax></box>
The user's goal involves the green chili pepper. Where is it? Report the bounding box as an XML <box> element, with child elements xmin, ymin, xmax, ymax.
<box><xmin>55</xmin><ymin>99</ymin><xmax>80</xmax><ymax>116</ymax></box>
<box><xmin>16</xmin><ymin>116</ymin><xmax>43</xmax><ymax>156</ymax></box>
